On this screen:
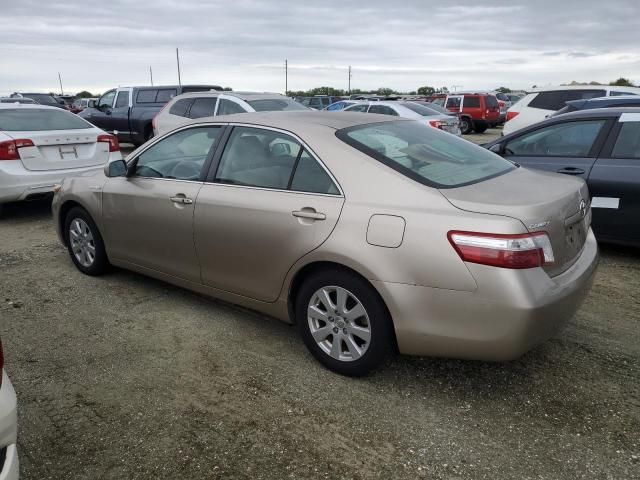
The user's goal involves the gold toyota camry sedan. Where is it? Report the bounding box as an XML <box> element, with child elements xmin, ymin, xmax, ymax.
<box><xmin>52</xmin><ymin>111</ymin><xmax>598</xmax><ymax>376</ymax></box>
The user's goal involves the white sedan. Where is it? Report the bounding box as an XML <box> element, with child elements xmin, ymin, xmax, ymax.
<box><xmin>0</xmin><ymin>339</ymin><xmax>18</xmax><ymax>480</ymax></box>
<box><xmin>0</xmin><ymin>104</ymin><xmax>121</xmax><ymax>214</ymax></box>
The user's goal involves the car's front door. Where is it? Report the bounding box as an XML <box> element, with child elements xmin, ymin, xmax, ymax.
<box><xmin>501</xmin><ymin>118</ymin><xmax>611</xmax><ymax>181</ymax></box>
<box><xmin>102</xmin><ymin>125</ymin><xmax>224</xmax><ymax>282</ymax></box>
<box><xmin>194</xmin><ymin>125</ymin><xmax>344</xmax><ymax>302</ymax></box>
<box><xmin>588</xmin><ymin>114</ymin><xmax>640</xmax><ymax>244</ymax></box>
<box><xmin>85</xmin><ymin>89</ymin><xmax>117</xmax><ymax>131</ymax></box>
<box><xmin>111</xmin><ymin>88</ymin><xmax>133</xmax><ymax>142</ymax></box>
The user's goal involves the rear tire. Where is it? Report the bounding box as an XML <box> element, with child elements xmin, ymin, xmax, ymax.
<box><xmin>64</xmin><ymin>207</ymin><xmax>109</xmax><ymax>276</ymax></box>
<box><xmin>460</xmin><ymin>117</ymin><xmax>473</xmax><ymax>135</ymax></box>
<box><xmin>296</xmin><ymin>269</ymin><xmax>394</xmax><ymax>376</ymax></box>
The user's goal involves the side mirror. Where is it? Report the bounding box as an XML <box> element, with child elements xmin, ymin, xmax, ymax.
<box><xmin>104</xmin><ymin>159</ymin><xmax>127</xmax><ymax>177</ymax></box>
<box><xmin>88</xmin><ymin>99</ymin><xmax>96</xmax><ymax>108</ymax></box>
<box><xmin>489</xmin><ymin>143</ymin><xmax>503</xmax><ymax>154</ymax></box>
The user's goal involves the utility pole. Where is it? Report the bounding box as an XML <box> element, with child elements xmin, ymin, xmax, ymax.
<box><xmin>149</xmin><ymin>66</ymin><xmax>154</xmax><ymax>86</ymax></box>
<box><xmin>285</xmin><ymin>59</ymin><xmax>288</xmax><ymax>95</ymax></box>
<box><xmin>348</xmin><ymin>65</ymin><xmax>352</xmax><ymax>95</ymax></box>
<box><xmin>176</xmin><ymin>48</ymin><xmax>182</xmax><ymax>86</ymax></box>
<box><xmin>58</xmin><ymin>72</ymin><xmax>64</xmax><ymax>95</ymax></box>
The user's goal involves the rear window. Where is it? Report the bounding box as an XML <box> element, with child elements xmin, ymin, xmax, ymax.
<box><xmin>0</xmin><ymin>108</ymin><xmax>92</xmax><ymax>131</ymax></box>
<box><xmin>336</xmin><ymin>120</ymin><xmax>515</xmax><ymax>188</ymax></box>
<box><xmin>528</xmin><ymin>90</ymin><xmax>606</xmax><ymax>111</ymax></box>
<box><xmin>247</xmin><ymin>98</ymin><xmax>308</xmax><ymax>111</ymax></box>
<box><xmin>23</xmin><ymin>94</ymin><xmax>57</xmax><ymax>104</ymax></box>
<box><xmin>401</xmin><ymin>102</ymin><xmax>440</xmax><ymax>116</ymax></box>
<box><xmin>169</xmin><ymin>98</ymin><xmax>193</xmax><ymax>117</ymax></box>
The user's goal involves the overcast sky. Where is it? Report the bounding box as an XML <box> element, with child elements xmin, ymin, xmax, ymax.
<box><xmin>2</xmin><ymin>0</ymin><xmax>639</xmax><ymax>96</ymax></box>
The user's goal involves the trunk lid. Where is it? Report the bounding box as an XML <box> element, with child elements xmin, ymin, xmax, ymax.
<box><xmin>7</xmin><ymin>129</ymin><xmax>109</xmax><ymax>171</ymax></box>
<box><xmin>440</xmin><ymin>167</ymin><xmax>591</xmax><ymax>276</ymax></box>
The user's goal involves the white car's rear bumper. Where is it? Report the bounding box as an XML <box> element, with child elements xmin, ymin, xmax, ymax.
<box><xmin>0</xmin><ymin>155</ymin><xmax>117</xmax><ymax>204</ymax></box>
<box><xmin>0</xmin><ymin>371</ymin><xmax>18</xmax><ymax>480</ymax></box>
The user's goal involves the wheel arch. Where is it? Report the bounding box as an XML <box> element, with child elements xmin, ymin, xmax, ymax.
<box><xmin>286</xmin><ymin>260</ymin><xmax>399</xmax><ymax>352</ymax></box>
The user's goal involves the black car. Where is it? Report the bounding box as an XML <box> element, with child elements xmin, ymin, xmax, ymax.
<box><xmin>79</xmin><ymin>85</ymin><xmax>221</xmax><ymax>146</ymax></box>
<box><xmin>10</xmin><ymin>92</ymin><xmax>63</xmax><ymax>108</ymax></box>
<box><xmin>551</xmin><ymin>95</ymin><xmax>640</xmax><ymax>117</ymax></box>
<box><xmin>484</xmin><ymin>108</ymin><xmax>640</xmax><ymax>246</ymax></box>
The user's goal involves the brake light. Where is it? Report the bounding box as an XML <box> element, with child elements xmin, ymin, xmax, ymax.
<box><xmin>0</xmin><ymin>138</ymin><xmax>34</xmax><ymax>160</ymax></box>
<box><xmin>97</xmin><ymin>134</ymin><xmax>120</xmax><ymax>152</ymax></box>
<box><xmin>428</xmin><ymin>120</ymin><xmax>444</xmax><ymax>130</ymax></box>
<box><xmin>506</xmin><ymin>111</ymin><xmax>519</xmax><ymax>122</ymax></box>
<box><xmin>448</xmin><ymin>231</ymin><xmax>555</xmax><ymax>269</ymax></box>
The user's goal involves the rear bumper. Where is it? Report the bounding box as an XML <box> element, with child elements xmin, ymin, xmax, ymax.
<box><xmin>0</xmin><ymin>160</ymin><xmax>105</xmax><ymax>204</ymax></box>
<box><xmin>374</xmin><ymin>229</ymin><xmax>599</xmax><ymax>361</ymax></box>
<box><xmin>0</xmin><ymin>372</ymin><xmax>18</xmax><ymax>480</ymax></box>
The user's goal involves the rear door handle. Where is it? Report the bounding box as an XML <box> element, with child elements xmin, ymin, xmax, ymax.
<box><xmin>170</xmin><ymin>195</ymin><xmax>193</xmax><ymax>204</ymax></box>
<box><xmin>292</xmin><ymin>209</ymin><xmax>326</xmax><ymax>221</ymax></box>
<box><xmin>556</xmin><ymin>167</ymin><xmax>585</xmax><ymax>175</ymax></box>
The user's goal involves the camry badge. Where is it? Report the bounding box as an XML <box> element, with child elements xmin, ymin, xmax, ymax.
<box><xmin>529</xmin><ymin>221</ymin><xmax>550</xmax><ymax>229</ymax></box>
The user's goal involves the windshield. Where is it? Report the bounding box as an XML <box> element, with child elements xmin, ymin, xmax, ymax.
<box><xmin>401</xmin><ymin>102</ymin><xmax>441</xmax><ymax>117</ymax></box>
<box><xmin>336</xmin><ymin>120</ymin><xmax>515</xmax><ymax>188</ymax></box>
<box><xmin>247</xmin><ymin>98</ymin><xmax>308</xmax><ymax>111</ymax></box>
<box><xmin>0</xmin><ymin>108</ymin><xmax>93</xmax><ymax>131</ymax></box>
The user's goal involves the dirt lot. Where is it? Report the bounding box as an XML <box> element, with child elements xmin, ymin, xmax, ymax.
<box><xmin>1</xmin><ymin>131</ymin><xmax>639</xmax><ymax>479</ymax></box>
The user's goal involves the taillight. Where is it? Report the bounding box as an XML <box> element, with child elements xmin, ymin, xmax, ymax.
<box><xmin>0</xmin><ymin>138</ymin><xmax>34</xmax><ymax>160</ymax></box>
<box><xmin>448</xmin><ymin>231</ymin><xmax>555</xmax><ymax>269</ymax></box>
<box><xmin>506</xmin><ymin>111</ymin><xmax>519</xmax><ymax>122</ymax></box>
<box><xmin>97</xmin><ymin>134</ymin><xmax>120</xmax><ymax>152</ymax></box>
<box><xmin>428</xmin><ymin>120</ymin><xmax>444</xmax><ymax>130</ymax></box>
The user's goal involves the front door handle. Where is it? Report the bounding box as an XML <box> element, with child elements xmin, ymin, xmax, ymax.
<box><xmin>170</xmin><ymin>195</ymin><xmax>193</xmax><ymax>204</ymax></box>
<box><xmin>292</xmin><ymin>209</ymin><xmax>326</xmax><ymax>221</ymax></box>
<box><xmin>556</xmin><ymin>167</ymin><xmax>585</xmax><ymax>175</ymax></box>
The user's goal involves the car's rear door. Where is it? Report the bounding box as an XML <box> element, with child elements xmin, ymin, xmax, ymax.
<box><xmin>193</xmin><ymin>125</ymin><xmax>344</xmax><ymax>302</ymax></box>
<box><xmin>501</xmin><ymin>118</ymin><xmax>612</xmax><ymax>181</ymax></box>
<box><xmin>102</xmin><ymin>125</ymin><xmax>223</xmax><ymax>282</ymax></box>
<box><xmin>588</xmin><ymin>113</ymin><xmax>640</xmax><ymax>244</ymax></box>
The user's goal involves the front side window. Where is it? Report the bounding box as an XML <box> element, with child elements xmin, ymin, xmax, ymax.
<box><xmin>133</xmin><ymin>127</ymin><xmax>221</xmax><ymax>180</ymax></box>
<box><xmin>0</xmin><ymin>108</ymin><xmax>92</xmax><ymax>131</ymax></box>
<box><xmin>337</xmin><ymin>121</ymin><xmax>514</xmax><ymax>188</ymax></box>
<box><xmin>505</xmin><ymin>120</ymin><xmax>606</xmax><ymax>157</ymax></box>
<box><xmin>216</xmin><ymin>99</ymin><xmax>246</xmax><ymax>116</ymax></box>
<box><xmin>188</xmin><ymin>98</ymin><xmax>217</xmax><ymax>119</ymax></box>
<box><xmin>368</xmin><ymin>105</ymin><xmax>399</xmax><ymax>116</ymax></box>
<box><xmin>98</xmin><ymin>90</ymin><xmax>116</xmax><ymax>108</ymax></box>
<box><xmin>215</xmin><ymin>127</ymin><xmax>301</xmax><ymax>189</ymax></box>
<box><xmin>611</xmin><ymin>121</ymin><xmax>640</xmax><ymax>159</ymax></box>
<box><xmin>115</xmin><ymin>91</ymin><xmax>129</xmax><ymax>108</ymax></box>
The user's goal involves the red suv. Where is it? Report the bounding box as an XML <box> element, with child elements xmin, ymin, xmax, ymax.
<box><xmin>443</xmin><ymin>93</ymin><xmax>500</xmax><ymax>134</ymax></box>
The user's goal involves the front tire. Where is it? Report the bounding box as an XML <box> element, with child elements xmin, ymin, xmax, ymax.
<box><xmin>64</xmin><ymin>207</ymin><xmax>109</xmax><ymax>276</ymax></box>
<box><xmin>460</xmin><ymin>117</ymin><xmax>473</xmax><ymax>135</ymax></box>
<box><xmin>296</xmin><ymin>269</ymin><xmax>394</xmax><ymax>376</ymax></box>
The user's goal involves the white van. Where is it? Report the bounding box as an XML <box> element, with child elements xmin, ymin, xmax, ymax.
<box><xmin>503</xmin><ymin>85</ymin><xmax>640</xmax><ymax>134</ymax></box>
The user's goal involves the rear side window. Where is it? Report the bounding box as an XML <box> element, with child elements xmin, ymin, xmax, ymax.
<box><xmin>136</xmin><ymin>90</ymin><xmax>158</xmax><ymax>103</ymax></box>
<box><xmin>115</xmin><ymin>91</ymin><xmax>129</xmax><ymax>108</ymax></box>
<box><xmin>463</xmin><ymin>96</ymin><xmax>480</xmax><ymax>108</ymax></box>
<box><xmin>169</xmin><ymin>98</ymin><xmax>193</xmax><ymax>117</ymax></box>
<box><xmin>345</xmin><ymin>104</ymin><xmax>368</xmax><ymax>113</ymax></box>
<box><xmin>611</xmin><ymin>121</ymin><xmax>640</xmax><ymax>159</ymax></box>
<box><xmin>337</xmin><ymin>120</ymin><xmax>515</xmax><ymax>188</ymax></box>
<box><xmin>485</xmin><ymin>95</ymin><xmax>498</xmax><ymax>108</ymax></box>
<box><xmin>368</xmin><ymin>105</ymin><xmax>399</xmax><ymax>116</ymax></box>
<box><xmin>529</xmin><ymin>90</ymin><xmax>606</xmax><ymax>111</ymax></box>
<box><xmin>505</xmin><ymin>120</ymin><xmax>606</xmax><ymax>157</ymax></box>
<box><xmin>156</xmin><ymin>89</ymin><xmax>176</xmax><ymax>103</ymax></box>
<box><xmin>188</xmin><ymin>98</ymin><xmax>217</xmax><ymax>118</ymax></box>
<box><xmin>0</xmin><ymin>108</ymin><xmax>92</xmax><ymax>131</ymax></box>
<box><xmin>217</xmin><ymin>99</ymin><xmax>246</xmax><ymax>115</ymax></box>
<box><xmin>290</xmin><ymin>150</ymin><xmax>339</xmax><ymax>194</ymax></box>
<box><xmin>610</xmin><ymin>91</ymin><xmax>637</xmax><ymax>96</ymax></box>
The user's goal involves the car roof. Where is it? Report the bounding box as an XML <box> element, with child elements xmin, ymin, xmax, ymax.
<box><xmin>191</xmin><ymin>110</ymin><xmax>408</xmax><ymax>131</ymax></box>
<box><xmin>552</xmin><ymin>106</ymin><xmax>640</xmax><ymax>119</ymax></box>
<box><xmin>169</xmin><ymin>91</ymin><xmax>290</xmax><ymax>101</ymax></box>
<box><xmin>530</xmin><ymin>85</ymin><xmax>640</xmax><ymax>93</ymax></box>
<box><xmin>0</xmin><ymin>103</ymin><xmax>61</xmax><ymax>110</ymax></box>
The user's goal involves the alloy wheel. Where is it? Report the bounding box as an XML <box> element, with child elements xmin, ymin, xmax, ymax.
<box><xmin>69</xmin><ymin>218</ymin><xmax>96</xmax><ymax>267</ymax></box>
<box><xmin>307</xmin><ymin>286</ymin><xmax>371</xmax><ymax>362</ymax></box>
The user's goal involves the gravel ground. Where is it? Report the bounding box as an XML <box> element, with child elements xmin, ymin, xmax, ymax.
<box><xmin>1</xmin><ymin>131</ymin><xmax>639</xmax><ymax>479</ymax></box>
